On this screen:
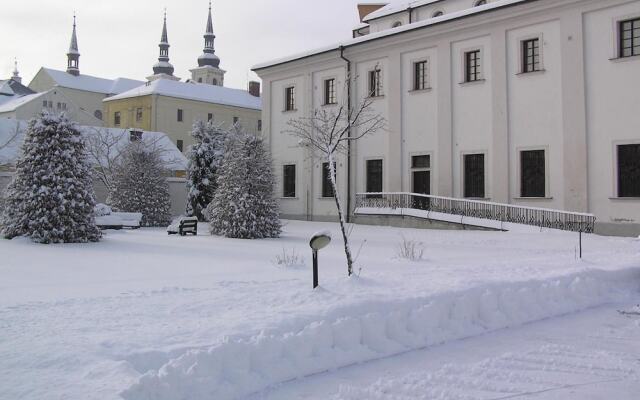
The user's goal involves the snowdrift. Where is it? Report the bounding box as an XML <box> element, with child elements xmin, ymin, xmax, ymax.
<box><xmin>121</xmin><ymin>267</ymin><xmax>639</xmax><ymax>400</ymax></box>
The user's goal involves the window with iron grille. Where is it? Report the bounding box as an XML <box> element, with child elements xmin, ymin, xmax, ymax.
<box><xmin>114</xmin><ymin>112</ymin><xmax>121</xmax><ymax>126</ymax></box>
<box><xmin>620</xmin><ymin>18</ymin><xmax>640</xmax><ymax>58</ymax></box>
<box><xmin>618</xmin><ymin>144</ymin><xmax>640</xmax><ymax>197</ymax></box>
<box><xmin>177</xmin><ymin>109</ymin><xmax>183</xmax><ymax>122</ymax></box>
<box><xmin>522</xmin><ymin>38</ymin><xmax>541</xmax><ymax>73</ymax></box>
<box><xmin>464</xmin><ymin>50</ymin><xmax>481</xmax><ymax>82</ymax></box>
<box><xmin>366</xmin><ymin>159</ymin><xmax>383</xmax><ymax>193</ymax></box>
<box><xmin>136</xmin><ymin>108</ymin><xmax>143</xmax><ymax>122</ymax></box>
<box><xmin>369</xmin><ymin>69</ymin><xmax>383</xmax><ymax>97</ymax></box>
<box><xmin>322</xmin><ymin>162</ymin><xmax>336</xmax><ymax>198</ymax></box>
<box><xmin>285</xmin><ymin>86</ymin><xmax>296</xmax><ymax>111</ymax></box>
<box><xmin>464</xmin><ymin>154</ymin><xmax>485</xmax><ymax>198</ymax></box>
<box><xmin>283</xmin><ymin>164</ymin><xmax>296</xmax><ymax>198</ymax></box>
<box><xmin>414</xmin><ymin>60</ymin><xmax>428</xmax><ymax>90</ymax></box>
<box><xmin>324</xmin><ymin>78</ymin><xmax>337</xmax><ymax>105</ymax></box>
<box><xmin>520</xmin><ymin>150</ymin><xmax>546</xmax><ymax>197</ymax></box>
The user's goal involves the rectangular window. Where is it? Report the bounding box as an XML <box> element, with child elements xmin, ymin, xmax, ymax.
<box><xmin>366</xmin><ymin>159</ymin><xmax>383</xmax><ymax>193</ymax></box>
<box><xmin>62</xmin><ymin>103</ymin><xmax>67</xmax><ymax>110</ymax></box>
<box><xmin>464</xmin><ymin>50</ymin><xmax>482</xmax><ymax>82</ymax></box>
<box><xmin>369</xmin><ymin>69</ymin><xmax>383</xmax><ymax>97</ymax></box>
<box><xmin>520</xmin><ymin>150</ymin><xmax>546</xmax><ymax>197</ymax></box>
<box><xmin>412</xmin><ymin>155</ymin><xmax>431</xmax><ymax>169</ymax></box>
<box><xmin>114</xmin><ymin>111</ymin><xmax>121</xmax><ymax>126</ymax></box>
<box><xmin>414</xmin><ymin>60</ymin><xmax>428</xmax><ymax>90</ymax></box>
<box><xmin>618</xmin><ymin>144</ymin><xmax>640</xmax><ymax>197</ymax></box>
<box><xmin>177</xmin><ymin>109</ymin><xmax>183</xmax><ymax>122</ymax></box>
<box><xmin>42</xmin><ymin>100</ymin><xmax>48</xmax><ymax>108</ymax></box>
<box><xmin>283</xmin><ymin>164</ymin><xmax>296</xmax><ymax>198</ymax></box>
<box><xmin>322</xmin><ymin>162</ymin><xmax>336</xmax><ymax>198</ymax></box>
<box><xmin>464</xmin><ymin>154</ymin><xmax>485</xmax><ymax>198</ymax></box>
<box><xmin>522</xmin><ymin>38</ymin><xmax>541</xmax><ymax>73</ymax></box>
<box><xmin>619</xmin><ymin>18</ymin><xmax>640</xmax><ymax>58</ymax></box>
<box><xmin>177</xmin><ymin>140</ymin><xmax>184</xmax><ymax>152</ymax></box>
<box><xmin>129</xmin><ymin>130</ymin><xmax>142</xmax><ymax>142</ymax></box>
<box><xmin>57</xmin><ymin>102</ymin><xmax>62</xmax><ymax>110</ymax></box>
<box><xmin>136</xmin><ymin>108</ymin><xmax>143</xmax><ymax>122</ymax></box>
<box><xmin>258</xmin><ymin>119</ymin><xmax>262</xmax><ymax>131</ymax></box>
<box><xmin>285</xmin><ymin>86</ymin><xmax>296</xmax><ymax>111</ymax></box>
<box><xmin>324</xmin><ymin>78</ymin><xmax>337</xmax><ymax>105</ymax></box>
<box><xmin>233</xmin><ymin>117</ymin><xmax>239</xmax><ymax>124</ymax></box>
<box><xmin>48</xmin><ymin>101</ymin><xmax>53</xmax><ymax>108</ymax></box>
<box><xmin>207</xmin><ymin>113</ymin><xmax>213</xmax><ymax>122</ymax></box>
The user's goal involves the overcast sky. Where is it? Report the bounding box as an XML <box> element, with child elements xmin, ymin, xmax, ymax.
<box><xmin>0</xmin><ymin>0</ymin><xmax>363</xmax><ymax>90</ymax></box>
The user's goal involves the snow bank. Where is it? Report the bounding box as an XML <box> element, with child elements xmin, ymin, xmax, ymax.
<box><xmin>121</xmin><ymin>267</ymin><xmax>639</xmax><ymax>400</ymax></box>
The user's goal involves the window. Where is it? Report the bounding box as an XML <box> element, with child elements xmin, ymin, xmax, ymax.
<box><xmin>617</xmin><ymin>144</ymin><xmax>640</xmax><ymax>197</ymax></box>
<box><xmin>136</xmin><ymin>107</ymin><xmax>143</xmax><ymax>122</ymax></box>
<box><xmin>129</xmin><ymin>130</ymin><xmax>142</xmax><ymax>142</ymax></box>
<box><xmin>56</xmin><ymin>102</ymin><xmax>62</xmax><ymax>109</ymax></box>
<box><xmin>324</xmin><ymin>78</ymin><xmax>337</xmax><ymax>105</ymax></box>
<box><xmin>369</xmin><ymin>69</ymin><xmax>383</xmax><ymax>97</ymax></box>
<box><xmin>114</xmin><ymin>111</ymin><xmax>121</xmax><ymax>126</ymax></box>
<box><xmin>412</xmin><ymin>155</ymin><xmax>430</xmax><ymax>169</ymax></box>
<box><xmin>414</xmin><ymin>60</ymin><xmax>428</xmax><ymax>90</ymax></box>
<box><xmin>198</xmin><ymin>78</ymin><xmax>203</xmax><ymax>83</ymax></box>
<box><xmin>285</xmin><ymin>86</ymin><xmax>296</xmax><ymax>111</ymax></box>
<box><xmin>177</xmin><ymin>140</ymin><xmax>184</xmax><ymax>152</ymax></box>
<box><xmin>619</xmin><ymin>18</ymin><xmax>640</xmax><ymax>58</ymax></box>
<box><xmin>233</xmin><ymin>117</ymin><xmax>239</xmax><ymax>124</ymax></box>
<box><xmin>48</xmin><ymin>101</ymin><xmax>53</xmax><ymax>108</ymax></box>
<box><xmin>42</xmin><ymin>100</ymin><xmax>48</xmax><ymax>108</ymax></box>
<box><xmin>464</xmin><ymin>50</ymin><xmax>482</xmax><ymax>82</ymax></box>
<box><xmin>366</xmin><ymin>159</ymin><xmax>383</xmax><ymax>193</ymax></box>
<box><xmin>522</xmin><ymin>38</ymin><xmax>541</xmax><ymax>73</ymax></box>
<box><xmin>177</xmin><ymin>109</ymin><xmax>183</xmax><ymax>122</ymax></box>
<box><xmin>432</xmin><ymin>11</ymin><xmax>444</xmax><ymax>17</ymax></box>
<box><xmin>392</xmin><ymin>21</ymin><xmax>402</xmax><ymax>28</ymax></box>
<box><xmin>520</xmin><ymin>150</ymin><xmax>546</xmax><ymax>197</ymax></box>
<box><xmin>464</xmin><ymin>154</ymin><xmax>485</xmax><ymax>198</ymax></box>
<box><xmin>322</xmin><ymin>162</ymin><xmax>336</xmax><ymax>198</ymax></box>
<box><xmin>62</xmin><ymin>103</ymin><xmax>67</xmax><ymax>110</ymax></box>
<box><xmin>411</xmin><ymin>155</ymin><xmax>431</xmax><ymax>208</ymax></box>
<box><xmin>474</xmin><ymin>0</ymin><xmax>487</xmax><ymax>6</ymax></box>
<box><xmin>283</xmin><ymin>164</ymin><xmax>296</xmax><ymax>198</ymax></box>
<box><xmin>258</xmin><ymin>119</ymin><xmax>262</xmax><ymax>131</ymax></box>
<box><xmin>94</xmin><ymin>110</ymin><xmax>103</xmax><ymax>120</ymax></box>
<box><xmin>208</xmin><ymin>113</ymin><xmax>213</xmax><ymax>122</ymax></box>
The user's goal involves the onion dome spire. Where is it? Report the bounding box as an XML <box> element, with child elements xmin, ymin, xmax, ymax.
<box><xmin>153</xmin><ymin>9</ymin><xmax>175</xmax><ymax>76</ymax></box>
<box><xmin>198</xmin><ymin>1</ymin><xmax>220</xmax><ymax>68</ymax></box>
<box><xmin>66</xmin><ymin>14</ymin><xmax>80</xmax><ymax>76</ymax></box>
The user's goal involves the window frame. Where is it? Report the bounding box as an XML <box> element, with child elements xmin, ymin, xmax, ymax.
<box><xmin>521</xmin><ymin>37</ymin><xmax>541</xmax><ymax>73</ymax></box>
<box><xmin>618</xmin><ymin>17</ymin><xmax>640</xmax><ymax>58</ymax></box>
<box><xmin>323</xmin><ymin>78</ymin><xmax>337</xmax><ymax>105</ymax></box>
<box><xmin>282</xmin><ymin>164</ymin><xmax>297</xmax><ymax>198</ymax></box>
<box><xmin>284</xmin><ymin>85</ymin><xmax>296</xmax><ymax>112</ymax></box>
<box><xmin>368</xmin><ymin>68</ymin><xmax>383</xmax><ymax>98</ymax></box>
<box><xmin>176</xmin><ymin>139</ymin><xmax>184</xmax><ymax>152</ymax></box>
<box><xmin>135</xmin><ymin>107</ymin><xmax>143</xmax><ymax>122</ymax></box>
<box><xmin>464</xmin><ymin>49</ymin><xmax>482</xmax><ymax>83</ymax></box>
<box><xmin>207</xmin><ymin>113</ymin><xmax>214</xmax><ymax>122</ymax></box>
<box><xmin>114</xmin><ymin>111</ymin><xmax>121</xmax><ymax>126</ymax></box>
<box><xmin>615</xmin><ymin>142</ymin><xmax>640</xmax><ymax>198</ymax></box>
<box><xmin>321</xmin><ymin>162</ymin><xmax>337</xmax><ymax>198</ymax></box>
<box><xmin>257</xmin><ymin>119</ymin><xmax>262</xmax><ymax>132</ymax></box>
<box><xmin>177</xmin><ymin>109</ymin><xmax>183</xmax><ymax>122</ymax></box>
<box><xmin>365</xmin><ymin>158</ymin><xmax>384</xmax><ymax>194</ymax></box>
<box><xmin>413</xmin><ymin>59</ymin><xmax>430</xmax><ymax>91</ymax></box>
<box><xmin>518</xmin><ymin>148</ymin><xmax>548</xmax><ymax>199</ymax></box>
<box><xmin>462</xmin><ymin>152</ymin><xmax>487</xmax><ymax>199</ymax></box>
<box><xmin>410</xmin><ymin>153</ymin><xmax>432</xmax><ymax>196</ymax></box>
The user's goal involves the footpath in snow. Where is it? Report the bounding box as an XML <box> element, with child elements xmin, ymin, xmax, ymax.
<box><xmin>0</xmin><ymin>220</ymin><xmax>639</xmax><ymax>400</ymax></box>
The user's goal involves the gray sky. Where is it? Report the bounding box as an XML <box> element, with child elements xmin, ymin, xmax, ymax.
<box><xmin>0</xmin><ymin>0</ymin><xmax>362</xmax><ymax>90</ymax></box>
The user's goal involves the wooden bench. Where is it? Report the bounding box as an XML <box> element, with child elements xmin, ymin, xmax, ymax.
<box><xmin>167</xmin><ymin>217</ymin><xmax>198</xmax><ymax>236</ymax></box>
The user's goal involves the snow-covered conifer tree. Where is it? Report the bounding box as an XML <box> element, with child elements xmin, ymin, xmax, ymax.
<box><xmin>206</xmin><ymin>134</ymin><xmax>281</xmax><ymax>239</ymax></box>
<box><xmin>109</xmin><ymin>143</ymin><xmax>172</xmax><ymax>227</ymax></box>
<box><xmin>186</xmin><ymin>120</ymin><xmax>227</xmax><ymax>220</ymax></box>
<box><xmin>0</xmin><ymin>112</ymin><xmax>101</xmax><ymax>243</ymax></box>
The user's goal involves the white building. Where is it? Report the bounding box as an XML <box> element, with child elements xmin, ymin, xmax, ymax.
<box><xmin>253</xmin><ymin>0</ymin><xmax>640</xmax><ymax>236</ymax></box>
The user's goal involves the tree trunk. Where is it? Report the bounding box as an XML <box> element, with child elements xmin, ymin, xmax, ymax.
<box><xmin>328</xmin><ymin>154</ymin><xmax>354</xmax><ymax>276</ymax></box>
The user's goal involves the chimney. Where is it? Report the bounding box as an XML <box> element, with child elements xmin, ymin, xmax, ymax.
<box><xmin>248</xmin><ymin>81</ymin><xmax>261</xmax><ymax>97</ymax></box>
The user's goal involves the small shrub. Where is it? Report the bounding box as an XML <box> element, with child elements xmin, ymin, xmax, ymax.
<box><xmin>396</xmin><ymin>234</ymin><xmax>424</xmax><ymax>262</ymax></box>
<box><xmin>273</xmin><ymin>248</ymin><xmax>305</xmax><ymax>268</ymax></box>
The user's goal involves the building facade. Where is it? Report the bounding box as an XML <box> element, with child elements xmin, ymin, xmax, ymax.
<box><xmin>254</xmin><ymin>0</ymin><xmax>640</xmax><ymax>236</ymax></box>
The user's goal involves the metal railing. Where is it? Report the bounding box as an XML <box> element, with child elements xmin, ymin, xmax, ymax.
<box><xmin>354</xmin><ymin>192</ymin><xmax>596</xmax><ymax>233</ymax></box>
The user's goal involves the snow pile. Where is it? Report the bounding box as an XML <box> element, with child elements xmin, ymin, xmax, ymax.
<box><xmin>121</xmin><ymin>268</ymin><xmax>639</xmax><ymax>400</ymax></box>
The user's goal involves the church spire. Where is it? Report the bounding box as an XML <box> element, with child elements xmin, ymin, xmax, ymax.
<box><xmin>152</xmin><ymin>9</ymin><xmax>175</xmax><ymax>77</ymax></box>
<box><xmin>197</xmin><ymin>1</ymin><xmax>220</xmax><ymax>68</ymax></box>
<box><xmin>12</xmin><ymin>58</ymin><xmax>21</xmax><ymax>83</ymax></box>
<box><xmin>67</xmin><ymin>14</ymin><xmax>80</xmax><ymax>76</ymax></box>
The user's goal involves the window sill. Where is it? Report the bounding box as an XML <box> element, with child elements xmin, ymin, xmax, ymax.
<box><xmin>516</xmin><ymin>69</ymin><xmax>546</xmax><ymax>76</ymax></box>
<box><xmin>609</xmin><ymin>197</ymin><xmax>640</xmax><ymax>201</ymax></box>
<box><xmin>318</xmin><ymin>197</ymin><xmax>335</xmax><ymax>200</ymax></box>
<box><xmin>282</xmin><ymin>109</ymin><xmax>298</xmax><ymax>114</ymax></box>
<box><xmin>513</xmin><ymin>196</ymin><xmax>554</xmax><ymax>200</ymax></box>
<box><xmin>321</xmin><ymin>103</ymin><xmax>338</xmax><ymax>108</ymax></box>
<box><xmin>368</xmin><ymin>95</ymin><xmax>385</xmax><ymax>100</ymax></box>
<box><xmin>609</xmin><ymin>55</ymin><xmax>640</xmax><ymax>63</ymax></box>
<box><xmin>465</xmin><ymin>197</ymin><xmax>490</xmax><ymax>201</ymax></box>
<box><xmin>408</xmin><ymin>87</ymin><xmax>433</xmax><ymax>94</ymax></box>
<box><xmin>458</xmin><ymin>79</ymin><xmax>486</xmax><ymax>87</ymax></box>
<box><xmin>280</xmin><ymin>197</ymin><xmax>299</xmax><ymax>200</ymax></box>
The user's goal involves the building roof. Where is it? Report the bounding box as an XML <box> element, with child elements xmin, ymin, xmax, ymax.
<box><xmin>37</xmin><ymin>68</ymin><xmax>144</xmax><ymax>95</ymax></box>
<box><xmin>253</xmin><ymin>0</ymin><xmax>529</xmax><ymax>71</ymax></box>
<box><xmin>0</xmin><ymin>118</ymin><xmax>187</xmax><ymax>171</ymax></box>
<box><xmin>0</xmin><ymin>79</ymin><xmax>35</xmax><ymax>97</ymax></box>
<box><xmin>0</xmin><ymin>92</ymin><xmax>47</xmax><ymax>113</ymax></box>
<box><xmin>362</xmin><ymin>0</ymin><xmax>443</xmax><ymax>21</ymax></box>
<box><xmin>103</xmin><ymin>79</ymin><xmax>262</xmax><ymax>111</ymax></box>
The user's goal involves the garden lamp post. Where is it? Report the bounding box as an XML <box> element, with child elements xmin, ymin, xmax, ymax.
<box><xmin>309</xmin><ymin>231</ymin><xmax>331</xmax><ymax>289</ymax></box>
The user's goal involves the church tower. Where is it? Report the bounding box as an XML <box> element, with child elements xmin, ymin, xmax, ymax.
<box><xmin>12</xmin><ymin>58</ymin><xmax>22</xmax><ymax>83</ymax></box>
<box><xmin>148</xmin><ymin>10</ymin><xmax>180</xmax><ymax>82</ymax></box>
<box><xmin>190</xmin><ymin>1</ymin><xmax>226</xmax><ymax>86</ymax></box>
<box><xmin>67</xmin><ymin>15</ymin><xmax>80</xmax><ymax>76</ymax></box>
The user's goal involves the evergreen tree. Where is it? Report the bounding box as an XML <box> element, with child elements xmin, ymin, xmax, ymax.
<box><xmin>186</xmin><ymin>120</ymin><xmax>227</xmax><ymax>220</ymax></box>
<box><xmin>0</xmin><ymin>112</ymin><xmax>101</xmax><ymax>243</ymax></box>
<box><xmin>109</xmin><ymin>143</ymin><xmax>172</xmax><ymax>227</ymax></box>
<box><xmin>206</xmin><ymin>134</ymin><xmax>281</xmax><ymax>239</ymax></box>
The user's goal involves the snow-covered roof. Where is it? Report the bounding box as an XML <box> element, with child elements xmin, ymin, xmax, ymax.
<box><xmin>253</xmin><ymin>0</ymin><xmax>528</xmax><ymax>71</ymax></box>
<box><xmin>104</xmin><ymin>79</ymin><xmax>262</xmax><ymax>111</ymax></box>
<box><xmin>0</xmin><ymin>118</ymin><xmax>187</xmax><ymax>171</ymax></box>
<box><xmin>0</xmin><ymin>92</ymin><xmax>47</xmax><ymax>113</ymax></box>
<box><xmin>38</xmin><ymin>68</ymin><xmax>144</xmax><ymax>95</ymax></box>
<box><xmin>363</xmin><ymin>0</ymin><xmax>443</xmax><ymax>21</ymax></box>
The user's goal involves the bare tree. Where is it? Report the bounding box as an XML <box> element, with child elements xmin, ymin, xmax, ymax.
<box><xmin>0</xmin><ymin>123</ymin><xmax>22</xmax><ymax>151</ymax></box>
<box><xmin>285</xmin><ymin>74</ymin><xmax>386</xmax><ymax>276</ymax></box>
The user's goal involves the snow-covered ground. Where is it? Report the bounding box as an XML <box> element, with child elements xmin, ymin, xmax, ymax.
<box><xmin>1</xmin><ymin>220</ymin><xmax>639</xmax><ymax>400</ymax></box>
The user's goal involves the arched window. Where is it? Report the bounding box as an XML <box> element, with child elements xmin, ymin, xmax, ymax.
<box><xmin>94</xmin><ymin>110</ymin><xmax>103</xmax><ymax>120</ymax></box>
<box><xmin>212</xmin><ymin>78</ymin><xmax>218</xmax><ymax>85</ymax></box>
<box><xmin>432</xmin><ymin>10</ymin><xmax>444</xmax><ymax>17</ymax></box>
<box><xmin>474</xmin><ymin>0</ymin><xmax>487</xmax><ymax>6</ymax></box>
<box><xmin>392</xmin><ymin>21</ymin><xmax>402</xmax><ymax>28</ymax></box>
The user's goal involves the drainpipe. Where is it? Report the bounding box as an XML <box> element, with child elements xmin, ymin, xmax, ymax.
<box><xmin>340</xmin><ymin>46</ymin><xmax>352</xmax><ymax>223</ymax></box>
